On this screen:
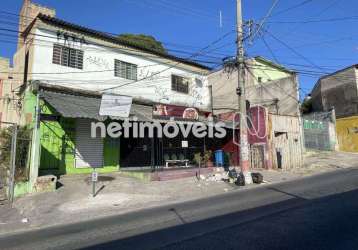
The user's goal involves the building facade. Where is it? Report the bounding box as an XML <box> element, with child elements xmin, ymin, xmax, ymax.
<box><xmin>310</xmin><ymin>65</ymin><xmax>358</xmax><ymax>152</ymax></box>
<box><xmin>208</xmin><ymin>57</ymin><xmax>304</xmax><ymax>170</ymax></box>
<box><xmin>311</xmin><ymin>65</ymin><xmax>358</xmax><ymax>118</ymax></box>
<box><xmin>1</xmin><ymin>1</ymin><xmax>224</xmax><ymax>189</ymax></box>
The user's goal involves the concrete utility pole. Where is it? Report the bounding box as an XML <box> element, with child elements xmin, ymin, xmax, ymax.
<box><xmin>236</xmin><ymin>0</ymin><xmax>252</xmax><ymax>184</ymax></box>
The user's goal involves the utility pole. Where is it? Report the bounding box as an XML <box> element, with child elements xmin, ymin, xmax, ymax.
<box><xmin>236</xmin><ymin>0</ymin><xmax>252</xmax><ymax>184</ymax></box>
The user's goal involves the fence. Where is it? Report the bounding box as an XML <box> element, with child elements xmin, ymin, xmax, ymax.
<box><xmin>303</xmin><ymin>111</ymin><xmax>336</xmax><ymax>151</ymax></box>
<box><xmin>0</xmin><ymin>122</ymin><xmax>31</xmax><ymax>204</ymax></box>
<box><xmin>269</xmin><ymin>114</ymin><xmax>303</xmax><ymax>170</ymax></box>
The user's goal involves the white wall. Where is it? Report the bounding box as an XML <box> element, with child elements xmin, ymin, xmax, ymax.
<box><xmin>31</xmin><ymin>28</ymin><xmax>210</xmax><ymax>109</ymax></box>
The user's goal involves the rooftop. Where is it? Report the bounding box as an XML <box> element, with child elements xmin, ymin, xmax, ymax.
<box><xmin>28</xmin><ymin>14</ymin><xmax>211</xmax><ymax>71</ymax></box>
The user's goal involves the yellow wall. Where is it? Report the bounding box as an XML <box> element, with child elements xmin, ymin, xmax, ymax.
<box><xmin>336</xmin><ymin>116</ymin><xmax>358</xmax><ymax>152</ymax></box>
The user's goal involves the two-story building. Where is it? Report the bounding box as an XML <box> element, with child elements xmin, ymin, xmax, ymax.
<box><xmin>208</xmin><ymin>57</ymin><xmax>304</xmax><ymax>170</ymax></box>
<box><xmin>1</xmin><ymin>0</ymin><xmax>227</xmax><ymax>189</ymax></box>
<box><xmin>310</xmin><ymin>64</ymin><xmax>358</xmax><ymax>152</ymax></box>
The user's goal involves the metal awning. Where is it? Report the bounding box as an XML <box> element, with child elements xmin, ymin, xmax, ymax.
<box><xmin>41</xmin><ymin>90</ymin><xmax>210</xmax><ymax>124</ymax></box>
<box><xmin>41</xmin><ymin>90</ymin><xmax>104</xmax><ymax>120</ymax></box>
<box><xmin>41</xmin><ymin>91</ymin><xmax>154</xmax><ymax>122</ymax></box>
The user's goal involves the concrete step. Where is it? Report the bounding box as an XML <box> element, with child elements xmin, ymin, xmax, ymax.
<box><xmin>155</xmin><ymin>168</ymin><xmax>213</xmax><ymax>181</ymax></box>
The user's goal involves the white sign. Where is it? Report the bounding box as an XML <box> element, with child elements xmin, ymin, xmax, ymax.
<box><xmin>182</xmin><ymin>140</ymin><xmax>188</xmax><ymax>148</ymax></box>
<box><xmin>92</xmin><ymin>171</ymin><xmax>98</xmax><ymax>182</ymax></box>
<box><xmin>99</xmin><ymin>94</ymin><xmax>132</xmax><ymax>118</ymax></box>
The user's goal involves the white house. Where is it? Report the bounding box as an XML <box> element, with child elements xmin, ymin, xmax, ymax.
<box><xmin>28</xmin><ymin>14</ymin><xmax>211</xmax><ymax>109</ymax></box>
<box><xmin>2</xmin><ymin>1</ymin><xmax>218</xmax><ymax>188</ymax></box>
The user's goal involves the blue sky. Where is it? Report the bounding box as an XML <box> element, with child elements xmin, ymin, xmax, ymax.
<box><xmin>1</xmin><ymin>0</ymin><xmax>358</xmax><ymax>97</ymax></box>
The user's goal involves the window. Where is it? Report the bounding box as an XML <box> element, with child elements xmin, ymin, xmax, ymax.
<box><xmin>171</xmin><ymin>75</ymin><xmax>189</xmax><ymax>94</ymax></box>
<box><xmin>52</xmin><ymin>44</ymin><xmax>83</xmax><ymax>69</ymax></box>
<box><xmin>114</xmin><ymin>60</ymin><xmax>137</xmax><ymax>80</ymax></box>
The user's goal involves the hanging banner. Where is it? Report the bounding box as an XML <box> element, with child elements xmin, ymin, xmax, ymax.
<box><xmin>153</xmin><ymin>104</ymin><xmax>199</xmax><ymax>120</ymax></box>
<box><xmin>99</xmin><ymin>94</ymin><xmax>132</xmax><ymax>118</ymax></box>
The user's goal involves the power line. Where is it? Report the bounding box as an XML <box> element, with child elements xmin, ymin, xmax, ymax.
<box><xmin>270</xmin><ymin>0</ymin><xmax>315</xmax><ymax>18</ymax></box>
<box><xmin>268</xmin><ymin>15</ymin><xmax>358</xmax><ymax>24</ymax></box>
<box><xmin>260</xmin><ymin>35</ymin><xmax>279</xmax><ymax>64</ymax></box>
<box><xmin>251</xmin><ymin>0</ymin><xmax>280</xmax><ymax>41</ymax></box>
<box><xmin>260</xmin><ymin>29</ymin><xmax>358</xmax><ymax>93</ymax></box>
<box><xmin>263</xmin><ymin>29</ymin><xmax>325</xmax><ymax>71</ymax></box>
<box><xmin>100</xmin><ymin>30</ymin><xmax>235</xmax><ymax>92</ymax></box>
<box><xmin>0</xmin><ymin>9</ymin><xmax>234</xmax><ymax>55</ymax></box>
<box><xmin>0</xmin><ymin>26</ymin><xmax>233</xmax><ymax>69</ymax></box>
<box><xmin>123</xmin><ymin>0</ymin><xmax>232</xmax><ymax>22</ymax></box>
<box><xmin>0</xmin><ymin>26</ymin><xmax>230</xmax><ymax>60</ymax></box>
<box><xmin>244</xmin><ymin>63</ymin><xmax>300</xmax><ymax>104</ymax></box>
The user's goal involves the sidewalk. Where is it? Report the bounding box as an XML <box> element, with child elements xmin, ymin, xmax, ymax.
<box><xmin>1</xmin><ymin>150</ymin><xmax>358</xmax><ymax>235</ymax></box>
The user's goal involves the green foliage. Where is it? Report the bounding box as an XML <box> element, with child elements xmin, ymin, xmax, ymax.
<box><xmin>193</xmin><ymin>150</ymin><xmax>213</xmax><ymax>165</ymax></box>
<box><xmin>0</xmin><ymin>126</ymin><xmax>31</xmax><ymax>182</ymax></box>
<box><xmin>301</xmin><ymin>98</ymin><xmax>313</xmax><ymax>114</ymax></box>
<box><xmin>117</xmin><ymin>33</ymin><xmax>167</xmax><ymax>54</ymax></box>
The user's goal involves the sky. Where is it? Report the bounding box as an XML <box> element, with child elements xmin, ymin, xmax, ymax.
<box><xmin>1</xmin><ymin>0</ymin><xmax>358</xmax><ymax>98</ymax></box>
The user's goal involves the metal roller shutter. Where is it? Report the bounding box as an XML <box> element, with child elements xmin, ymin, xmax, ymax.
<box><xmin>75</xmin><ymin>119</ymin><xmax>103</xmax><ymax>168</ymax></box>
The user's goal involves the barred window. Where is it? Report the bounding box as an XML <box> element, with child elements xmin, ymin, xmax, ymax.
<box><xmin>52</xmin><ymin>44</ymin><xmax>83</xmax><ymax>69</ymax></box>
<box><xmin>171</xmin><ymin>75</ymin><xmax>189</xmax><ymax>94</ymax></box>
<box><xmin>114</xmin><ymin>60</ymin><xmax>137</xmax><ymax>80</ymax></box>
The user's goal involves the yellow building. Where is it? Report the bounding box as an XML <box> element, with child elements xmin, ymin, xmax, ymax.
<box><xmin>336</xmin><ymin>116</ymin><xmax>358</xmax><ymax>152</ymax></box>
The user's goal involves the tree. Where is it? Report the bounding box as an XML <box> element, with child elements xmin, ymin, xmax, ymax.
<box><xmin>117</xmin><ymin>34</ymin><xmax>167</xmax><ymax>54</ymax></box>
<box><xmin>0</xmin><ymin>126</ymin><xmax>31</xmax><ymax>182</ymax></box>
<box><xmin>301</xmin><ymin>97</ymin><xmax>313</xmax><ymax>114</ymax></box>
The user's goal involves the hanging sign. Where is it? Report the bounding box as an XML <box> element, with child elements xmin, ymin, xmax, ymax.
<box><xmin>99</xmin><ymin>94</ymin><xmax>132</xmax><ymax>118</ymax></box>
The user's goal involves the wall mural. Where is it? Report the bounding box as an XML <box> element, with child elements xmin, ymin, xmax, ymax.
<box><xmin>154</xmin><ymin>86</ymin><xmax>170</xmax><ymax>102</ymax></box>
<box><xmin>138</xmin><ymin>66</ymin><xmax>161</xmax><ymax>81</ymax></box>
<box><xmin>85</xmin><ymin>56</ymin><xmax>111</xmax><ymax>70</ymax></box>
<box><xmin>56</xmin><ymin>31</ymin><xmax>87</xmax><ymax>47</ymax></box>
<box><xmin>190</xmin><ymin>76</ymin><xmax>205</xmax><ymax>106</ymax></box>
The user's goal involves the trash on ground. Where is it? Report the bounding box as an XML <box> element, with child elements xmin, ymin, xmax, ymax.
<box><xmin>251</xmin><ymin>173</ymin><xmax>263</xmax><ymax>184</ymax></box>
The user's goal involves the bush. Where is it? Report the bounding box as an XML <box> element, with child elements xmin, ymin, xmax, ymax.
<box><xmin>0</xmin><ymin>126</ymin><xmax>31</xmax><ymax>182</ymax></box>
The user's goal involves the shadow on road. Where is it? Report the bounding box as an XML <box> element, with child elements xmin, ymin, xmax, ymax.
<box><xmin>82</xmin><ymin>188</ymin><xmax>358</xmax><ymax>250</ymax></box>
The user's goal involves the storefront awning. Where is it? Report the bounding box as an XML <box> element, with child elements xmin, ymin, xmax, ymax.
<box><xmin>41</xmin><ymin>90</ymin><xmax>105</xmax><ymax>120</ymax></box>
<box><xmin>41</xmin><ymin>91</ymin><xmax>154</xmax><ymax>122</ymax></box>
<box><xmin>41</xmin><ymin>90</ymin><xmax>209</xmax><ymax>124</ymax></box>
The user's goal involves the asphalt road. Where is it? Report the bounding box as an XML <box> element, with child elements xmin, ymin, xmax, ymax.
<box><xmin>1</xmin><ymin>167</ymin><xmax>358</xmax><ymax>250</ymax></box>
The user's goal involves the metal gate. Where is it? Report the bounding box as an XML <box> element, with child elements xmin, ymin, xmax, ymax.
<box><xmin>303</xmin><ymin>111</ymin><xmax>334</xmax><ymax>151</ymax></box>
<box><xmin>75</xmin><ymin>119</ymin><xmax>103</xmax><ymax>168</ymax></box>
<box><xmin>0</xmin><ymin>123</ymin><xmax>17</xmax><ymax>204</ymax></box>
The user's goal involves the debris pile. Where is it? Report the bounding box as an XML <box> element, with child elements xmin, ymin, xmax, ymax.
<box><xmin>200</xmin><ymin>167</ymin><xmax>264</xmax><ymax>186</ymax></box>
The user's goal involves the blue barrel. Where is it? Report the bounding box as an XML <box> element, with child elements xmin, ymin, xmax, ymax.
<box><xmin>215</xmin><ymin>150</ymin><xmax>224</xmax><ymax>167</ymax></box>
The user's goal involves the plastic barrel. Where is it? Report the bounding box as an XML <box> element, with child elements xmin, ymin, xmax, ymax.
<box><xmin>215</xmin><ymin>150</ymin><xmax>224</xmax><ymax>167</ymax></box>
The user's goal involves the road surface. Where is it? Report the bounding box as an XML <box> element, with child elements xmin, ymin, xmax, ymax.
<box><xmin>1</xmin><ymin>167</ymin><xmax>358</xmax><ymax>250</ymax></box>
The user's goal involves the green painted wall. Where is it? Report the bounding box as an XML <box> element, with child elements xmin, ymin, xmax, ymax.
<box><xmin>252</xmin><ymin>60</ymin><xmax>291</xmax><ymax>84</ymax></box>
<box><xmin>104</xmin><ymin>136</ymin><xmax>120</xmax><ymax>168</ymax></box>
<box><xmin>25</xmin><ymin>92</ymin><xmax>121</xmax><ymax>176</ymax></box>
<box><xmin>23</xmin><ymin>90</ymin><xmax>37</xmax><ymax>127</ymax></box>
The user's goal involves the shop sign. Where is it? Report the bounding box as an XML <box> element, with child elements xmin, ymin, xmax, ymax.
<box><xmin>181</xmin><ymin>141</ymin><xmax>189</xmax><ymax>148</ymax></box>
<box><xmin>153</xmin><ymin>104</ymin><xmax>199</xmax><ymax>120</ymax></box>
<box><xmin>100</xmin><ymin>94</ymin><xmax>132</xmax><ymax>118</ymax></box>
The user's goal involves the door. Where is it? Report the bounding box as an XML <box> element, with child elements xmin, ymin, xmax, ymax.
<box><xmin>75</xmin><ymin>119</ymin><xmax>103</xmax><ymax>168</ymax></box>
<box><xmin>40</xmin><ymin>118</ymin><xmax>76</xmax><ymax>174</ymax></box>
